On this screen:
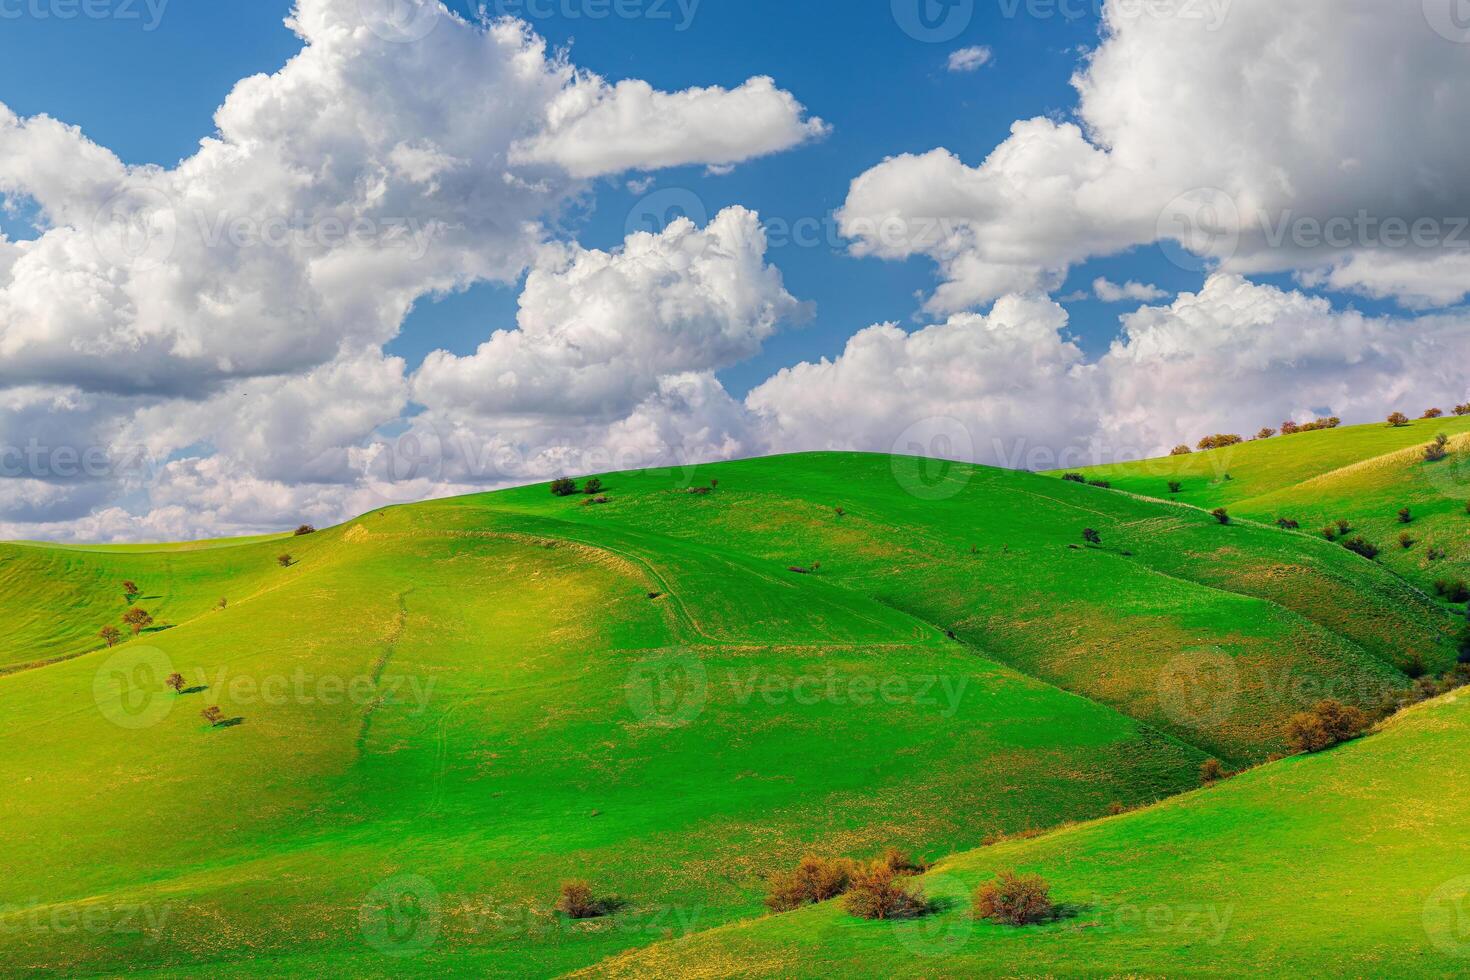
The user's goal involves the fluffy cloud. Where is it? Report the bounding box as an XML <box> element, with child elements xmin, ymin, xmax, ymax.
<box><xmin>749</xmin><ymin>276</ymin><xmax>1470</xmax><ymax>467</ymax></box>
<box><xmin>840</xmin><ymin>0</ymin><xmax>1470</xmax><ymax>312</ymax></box>
<box><xmin>0</xmin><ymin>0</ymin><xmax>822</xmax><ymax>539</ymax></box>
<box><xmin>412</xmin><ymin>207</ymin><xmax>801</xmax><ymax>421</ymax></box>
<box><xmin>510</xmin><ymin>76</ymin><xmax>828</xmax><ymax>178</ymax></box>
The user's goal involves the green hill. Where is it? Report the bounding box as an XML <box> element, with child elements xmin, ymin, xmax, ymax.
<box><xmin>1054</xmin><ymin>415</ymin><xmax>1470</xmax><ymax>602</ymax></box>
<box><xmin>0</xmin><ymin>452</ymin><xmax>1460</xmax><ymax>977</ymax></box>
<box><xmin>582</xmin><ymin>689</ymin><xmax>1470</xmax><ymax>978</ymax></box>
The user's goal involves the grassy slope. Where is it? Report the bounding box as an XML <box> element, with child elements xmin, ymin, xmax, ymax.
<box><xmin>1055</xmin><ymin>416</ymin><xmax>1470</xmax><ymax>602</ymax></box>
<box><xmin>0</xmin><ymin>453</ymin><xmax>1457</xmax><ymax>977</ymax></box>
<box><xmin>485</xmin><ymin>454</ymin><xmax>1456</xmax><ymax>762</ymax></box>
<box><xmin>0</xmin><ymin>493</ymin><xmax>1202</xmax><ymax>979</ymax></box>
<box><xmin>580</xmin><ymin>691</ymin><xmax>1470</xmax><ymax>979</ymax></box>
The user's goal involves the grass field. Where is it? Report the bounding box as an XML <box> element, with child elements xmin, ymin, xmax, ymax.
<box><xmin>581</xmin><ymin>689</ymin><xmax>1470</xmax><ymax>978</ymax></box>
<box><xmin>1</xmin><ymin>435</ymin><xmax>1464</xmax><ymax>977</ymax></box>
<box><xmin>1056</xmin><ymin>415</ymin><xmax>1470</xmax><ymax>599</ymax></box>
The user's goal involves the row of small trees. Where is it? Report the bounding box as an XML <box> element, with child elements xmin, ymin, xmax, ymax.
<box><xmin>1174</xmin><ymin>403</ymin><xmax>1468</xmax><ymax>455</ymax></box>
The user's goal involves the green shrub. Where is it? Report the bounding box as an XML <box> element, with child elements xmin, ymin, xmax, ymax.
<box><xmin>550</xmin><ymin>478</ymin><xmax>578</xmax><ymax>497</ymax></box>
<box><xmin>1342</xmin><ymin>537</ymin><xmax>1379</xmax><ymax>560</ymax></box>
<box><xmin>1168</xmin><ymin>481</ymin><xmax>1183</xmax><ymax>494</ymax></box>
<box><xmin>1061</xmin><ymin>473</ymin><xmax>1086</xmax><ymax>483</ymax></box>
<box><xmin>583</xmin><ymin>478</ymin><xmax>604</xmax><ymax>495</ymax></box>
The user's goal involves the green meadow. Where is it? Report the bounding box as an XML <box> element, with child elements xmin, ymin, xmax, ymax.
<box><xmin>2</xmin><ymin>420</ymin><xmax>1467</xmax><ymax>977</ymax></box>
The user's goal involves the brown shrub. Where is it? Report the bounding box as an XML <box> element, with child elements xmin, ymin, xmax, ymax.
<box><xmin>1199</xmin><ymin>758</ymin><xmax>1223</xmax><ymax>784</ymax></box>
<box><xmin>1387</xmin><ymin>412</ymin><xmax>1410</xmax><ymax>427</ymax></box>
<box><xmin>1285</xmin><ymin>699</ymin><xmax>1370</xmax><ymax>753</ymax></box>
<box><xmin>765</xmin><ymin>856</ymin><xmax>855</xmax><ymax>912</ymax></box>
<box><xmin>972</xmin><ymin>871</ymin><xmax>1053</xmax><ymax>925</ymax></box>
<box><xmin>842</xmin><ymin>862</ymin><xmax>928</xmax><ymax>920</ymax></box>
<box><xmin>556</xmin><ymin>881</ymin><xmax>605</xmax><ymax>919</ymax></box>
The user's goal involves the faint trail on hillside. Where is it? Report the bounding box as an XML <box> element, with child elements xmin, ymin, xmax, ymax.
<box><xmin>354</xmin><ymin>589</ymin><xmax>412</xmax><ymax>757</ymax></box>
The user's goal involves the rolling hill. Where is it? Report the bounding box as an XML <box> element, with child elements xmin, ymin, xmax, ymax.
<box><xmin>0</xmin><ymin>450</ymin><xmax>1462</xmax><ymax>977</ymax></box>
<box><xmin>1055</xmin><ymin>414</ymin><xmax>1470</xmax><ymax>601</ymax></box>
<box><xmin>579</xmin><ymin>687</ymin><xmax>1470</xmax><ymax>979</ymax></box>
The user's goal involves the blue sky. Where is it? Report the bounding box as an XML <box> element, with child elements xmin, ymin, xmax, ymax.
<box><xmin>2</xmin><ymin>0</ymin><xmax>1466</xmax><ymax>541</ymax></box>
<box><xmin>0</xmin><ymin>0</ymin><xmax>1222</xmax><ymax>395</ymax></box>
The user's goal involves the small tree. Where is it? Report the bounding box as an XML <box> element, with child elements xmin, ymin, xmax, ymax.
<box><xmin>1256</xmin><ymin>427</ymin><xmax>1276</xmax><ymax>440</ymax></box>
<box><xmin>1061</xmin><ymin>473</ymin><xmax>1086</xmax><ymax>483</ymax></box>
<box><xmin>1398</xmin><ymin>507</ymin><xmax>1413</xmax><ymax>524</ymax></box>
<box><xmin>1425</xmin><ymin>433</ymin><xmax>1450</xmax><ymax>462</ymax></box>
<box><xmin>550</xmin><ymin>478</ymin><xmax>578</xmax><ymax>497</ymax></box>
<box><xmin>1342</xmin><ymin>537</ymin><xmax>1380</xmax><ymax>560</ymax></box>
<box><xmin>99</xmin><ymin>625</ymin><xmax>121</xmax><ymax>648</ymax></box>
<box><xmin>1200</xmin><ymin>758</ymin><xmax>1223</xmax><ymax>784</ymax></box>
<box><xmin>843</xmin><ymin>861</ymin><xmax>927</xmax><ymax>920</ymax></box>
<box><xmin>1169</xmin><ymin>445</ymin><xmax>1193</xmax><ymax>456</ymax></box>
<box><xmin>710</xmin><ymin>478</ymin><xmax>720</xmax><ymax>489</ymax></box>
<box><xmin>1387</xmin><ymin>412</ymin><xmax>1410</xmax><ymax>427</ymax></box>
<box><xmin>1276</xmin><ymin>518</ymin><xmax>1300</xmax><ymax>530</ymax></box>
<box><xmin>121</xmin><ymin>608</ymin><xmax>153</xmax><ymax>636</ymax></box>
<box><xmin>835</xmin><ymin>506</ymin><xmax>846</xmax><ymax>518</ymax></box>
<box><xmin>1211</xmin><ymin>508</ymin><xmax>1230</xmax><ymax>525</ymax></box>
<box><xmin>1321</xmin><ymin>524</ymin><xmax>1338</xmax><ymax>542</ymax></box>
<box><xmin>1423</xmin><ymin>408</ymin><xmax>1445</xmax><ymax>419</ymax></box>
<box><xmin>1336</xmin><ymin>519</ymin><xmax>1352</xmax><ymax>536</ymax></box>
<box><xmin>167</xmin><ymin>672</ymin><xmax>186</xmax><ymax>693</ymax></box>
<box><xmin>1455</xmin><ymin>403</ymin><xmax>1470</xmax><ymax>417</ymax></box>
<box><xmin>1280</xmin><ymin>420</ymin><xmax>1301</xmax><ymax>435</ymax></box>
<box><xmin>583</xmin><ymin>478</ymin><xmax>604</xmax><ymax>495</ymax></box>
<box><xmin>972</xmin><ymin>871</ymin><xmax>1053</xmax><ymax>926</ymax></box>
<box><xmin>294</xmin><ymin>524</ymin><xmax>316</xmax><ymax>536</ymax></box>
<box><xmin>556</xmin><ymin>881</ymin><xmax>605</xmax><ymax>919</ymax></box>
<box><xmin>200</xmin><ymin>706</ymin><xmax>224</xmax><ymax>727</ymax></box>
<box><xmin>1168</xmin><ymin>481</ymin><xmax>1182</xmax><ymax>494</ymax></box>
<box><xmin>1400</xmin><ymin>532</ymin><xmax>1416</xmax><ymax>550</ymax></box>
<box><xmin>1082</xmin><ymin>528</ymin><xmax>1102</xmax><ymax>545</ymax></box>
<box><xmin>277</xmin><ymin>554</ymin><xmax>293</xmax><ymax>568</ymax></box>
<box><xmin>217</xmin><ymin>597</ymin><xmax>228</xmax><ymax>611</ymax></box>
